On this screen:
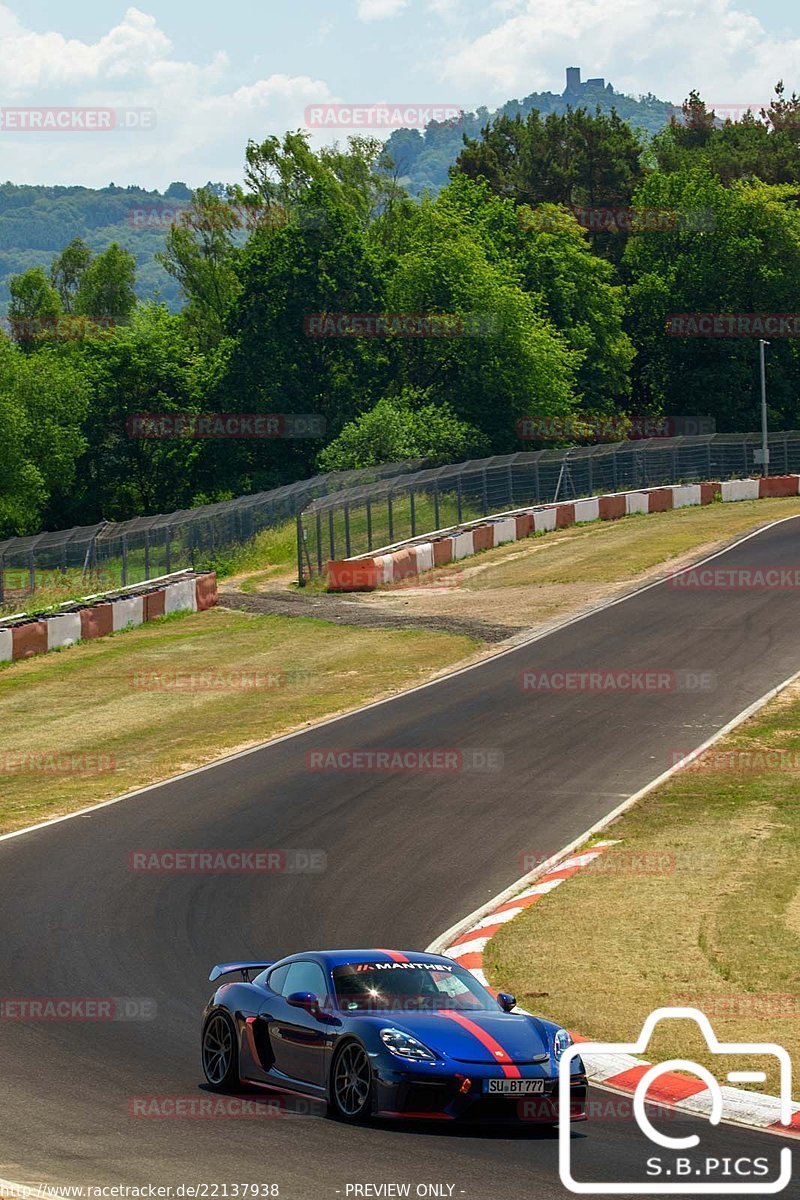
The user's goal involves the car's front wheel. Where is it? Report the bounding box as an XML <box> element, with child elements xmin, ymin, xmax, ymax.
<box><xmin>330</xmin><ymin>1041</ymin><xmax>374</xmax><ymax>1122</ymax></box>
<box><xmin>202</xmin><ymin>1010</ymin><xmax>239</xmax><ymax>1091</ymax></box>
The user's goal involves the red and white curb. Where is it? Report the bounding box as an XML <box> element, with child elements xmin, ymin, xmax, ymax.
<box><xmin>433</xmin><ymin>839</ymin><xmax>800</xmax><ymax>1140</ymax></box>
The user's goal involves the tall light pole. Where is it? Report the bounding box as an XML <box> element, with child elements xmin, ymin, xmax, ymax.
<box><xmin>759</xmin><ymin>338</ymin><xmax>770</xmax><ymax>476</ymax></box>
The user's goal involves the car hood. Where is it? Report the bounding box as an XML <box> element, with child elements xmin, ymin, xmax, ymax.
<box><xmin>375</xmin><ymin>1010</ymin><xmax>552</xmax><ymax>1065</ymax></box>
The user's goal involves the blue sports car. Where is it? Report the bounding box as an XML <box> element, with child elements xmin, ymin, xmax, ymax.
<box><xmin>200</xmin><ymin>948</ymin><xmax>587</xmax><ymax>1124</ymax></box>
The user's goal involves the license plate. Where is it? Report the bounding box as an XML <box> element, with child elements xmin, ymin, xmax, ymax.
<box><xmin>484</xmin><ymin>1078</ymin><xmax>545</xmax><ymax>1095</ymax></box>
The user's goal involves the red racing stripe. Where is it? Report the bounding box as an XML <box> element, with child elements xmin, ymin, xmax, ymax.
<box><xmin>438</xmin><ymin>1009</ymin><xmax>521</xmax><ymax>1078</ymax></box>
<box><xmin>374</xmin><ymin>948</ymin><xmax>410</xmax><ymax>963</ymax></box>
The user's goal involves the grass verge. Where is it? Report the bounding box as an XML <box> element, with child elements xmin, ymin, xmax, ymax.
<box><xmin>485</xmin><ymin>678</ymin><xmax>800</xmax><ymax>1099</ymax></box>
<box><xmin>0</xmin><ymin>608</ymin><xmax>476</xmax><ymax>835</ymax></box>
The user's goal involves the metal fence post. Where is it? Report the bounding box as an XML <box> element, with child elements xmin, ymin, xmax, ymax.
<box><xmin>481</xmin><ymin>469</ymin><xmax>488</xmax><ymax>515</ymax></box>
<box><xmin>29</xmin><ymin>549</ymin><xmax>35</xmax><ymax>593</ymax></box>
<box><xmin>456</xmin><ymin>476</ymin><xmax>463</xmax><ymax>524</ymax></box>
<box><xmin>507</xmin><ymin>464</ymin><xmax>514</xmax><ymax>508</ymax></box>
<box><xmin>388</xmin><ymin>491</ymin><xmax>394</xmax><ymax>543</ymax></box>
<box><xmin>316</xmin><ymin>510</ymin><xmax>323</xmax><ymax>572</ymax></box>
<box><xmin>328</xmin><ymin>510</ymin><xmax>335</xmax><ymax>561</ymax></box>
<box><xmin>433</xmin><ymin>482</ymin><xmax>440</xmax><ymax>529</ymax></box>
<box><xmin>297</xmin><ymin>512</ymin><xmax>305</xmax><ymax>587</ymax></box>
<box><xmin>410</xmin><ymin>490</ymin><xmax>416</xmax><ymax>537</ymax></box>
<box><xmin>165</xmin><ymin>527</ymin><xmax>172</xmax><ymax>575</ymax></box>
<box><xmin>0</xmin><ymin>554</ymin><xmax>4</xmax><ymax>605</ymax></box>
<box><xmin>121</xmin><ymin>534</ymin><xmax>129</xmax><ymax>587</ymax></box>
<box><xmin>366</xmin><ymin>499</ymin><xmax>373</xmax><ymax>550</ymax></box>
<box><xmin>344</xmin><ymin>504</ymin><xmax>351</xmax><ymax>558</ymax></box>
<box><xmin>144</xmin><ymin>531</ymin><xmax>150</xmax><ymax>581</ymax></box>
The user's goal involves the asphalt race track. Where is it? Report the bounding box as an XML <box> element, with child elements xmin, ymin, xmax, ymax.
<box><xmin>2</xmin><ymin>518</ymin><xmax>800</xmax><ymax>1198</ymax></box>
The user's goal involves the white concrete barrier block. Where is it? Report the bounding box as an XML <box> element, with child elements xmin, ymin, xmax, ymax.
<box><xmin>376</xmin><ymin>554</ymin><xmax>394</xmax><ymax>584</ymax></box>
<box><xmin>452</xmin><ymin>531</ymin><xmax>475</xmax><ymax>561</ymax></box>
<box><xmin>46</xmin><ymin>612</ymin><xmax>82</xmax><ymax>650</ymax></box>
<box><xmin>721</xmin><ymin>479</ymin><xmax>760</xmax><ymax>502</ymax></box>
<box><xmin>573</xmin><ymin>498</ymin><xmax>600</xmax><ymax>522</ymax></box>
<box><xmin>625</xmin><ymin>492</ymin><xmax>649</xmax><ymax>515</ymax></box>
<box><xmin>112</xmin><ymin>595</ymin><xmax>144</xmax><ymax>631</ymax></box>
<box><xmin>0</xmin><ymin>627</ymin><xmax>12</xmax><ymax>663</ymax></box>
<box><xmin>414</xmin><ymin>542</ymin><xmax>434</xmax><ymax>573</ymax></box>
<box><xmin>533</xmin><ymin>508</ymin><xmax>557</xmax><ymax>533</ymax></box>
<box><xmin>672</xmin><ymin>484</ymin><xmax>702</xmax><ymax>509</ymax></box>
<box><xmin>492</xmin><ymin>517</ymin><xmax>518</xmax><ymax>545</ymax></box>
<box><xmin>164</xmin><ymin>578</ymin><xmax>198</xmax><ymax>614</ymax></box>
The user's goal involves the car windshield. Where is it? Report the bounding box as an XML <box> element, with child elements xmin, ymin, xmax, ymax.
<box><xmin>332</xmin><ymin>961</ymin><xmax>495</xmax><ymax>1012</ymax></box>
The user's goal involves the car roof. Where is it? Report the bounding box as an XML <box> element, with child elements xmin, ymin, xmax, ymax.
<box><xmin>274</xmin><ymin>949</ymin><xmax>458</xmax><ymax>969</ymax></box>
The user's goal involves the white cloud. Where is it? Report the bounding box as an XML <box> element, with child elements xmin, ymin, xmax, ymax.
<box><xmin>357</xmin><ymin>0</ymin><xmax>409</xmax><ymax>20</ymax></box>
<box><xmin>0</xmin><ymin>5</ymin><xmax>337</xmax><ymax>188</ymax></box>
<box><xmin>438</xmin><ymin>0</ymin><xmax>800</xmax><ymax>108</ymax></box>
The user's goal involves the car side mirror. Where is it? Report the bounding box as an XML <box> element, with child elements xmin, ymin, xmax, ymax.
<box><xmin>287</xmin><ymin>990</ymin><xmax>320</xmax><ymax>1014</ymax></box>
<box><xmin>497</xmin><ymin>992</ymin><xmax>516</xmax><ymax>1012</ymax></box>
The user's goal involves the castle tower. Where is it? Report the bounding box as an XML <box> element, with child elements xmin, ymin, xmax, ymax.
<box><xmin>564</xmin><ymin>67</ymin><xmax>581</xmax><ymax>94</ymax></box>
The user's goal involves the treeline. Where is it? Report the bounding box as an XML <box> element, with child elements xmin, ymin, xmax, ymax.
<box><xmin>2</xmin><ymin>89</ymin><xmax>800</xmax><ymax>538</ymax></box>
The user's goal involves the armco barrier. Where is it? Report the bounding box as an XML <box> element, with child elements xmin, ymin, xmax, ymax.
<box><xmin>325</xmin><ymin>477</ymin><xmax>800</xmax><ymax>592</ymax></box>
<box><xmin>0</xmin><ymin>571</ymin><xmax>217</xmax><ymax>667</ymax></box>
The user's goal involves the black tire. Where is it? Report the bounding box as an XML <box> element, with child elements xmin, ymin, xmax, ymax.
<box><xmin>329</xmin><ymin>1041</ymin><xmax>374</xmax><ymax>1123</ymax></box>
<box><xmin>201</xmin><ymin>1010</ymin><xmax>240</xmax><ymax>1092</ymax></box>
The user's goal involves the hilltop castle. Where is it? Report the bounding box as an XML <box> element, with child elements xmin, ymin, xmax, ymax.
<box><xmin>563</xmin><ymin>67</ymin><xmax>614</xmax><ymax>97</ymax></box>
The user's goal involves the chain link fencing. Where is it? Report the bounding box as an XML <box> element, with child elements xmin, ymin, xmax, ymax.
<box><xmin>0</xmin><ymin>460</ymin><xmax>425</xmax><ymax>609</ymax></box>
<box><xmin>297</xmin><ymin>433</ymin><xmax>800</xmax><ymax>583</ymax></box>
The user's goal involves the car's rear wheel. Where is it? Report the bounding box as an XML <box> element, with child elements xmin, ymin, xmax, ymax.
<box><xmin>202</xmin><ymin>1011</ymin><xmax>239</xmax><ymax>1091</ymax></box>
<box><xmin>330</xmin><ymin>1041</ymin><xmax>373</xmax><ymax>1122</ymax></box>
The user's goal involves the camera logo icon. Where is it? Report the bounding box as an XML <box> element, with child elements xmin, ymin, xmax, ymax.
<box><xmin>558</xmin><ymin>1007</ymin><xmax>794</xmax><ymax>1194</ymax></box>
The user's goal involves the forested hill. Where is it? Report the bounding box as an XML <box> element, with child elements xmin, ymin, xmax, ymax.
<box><xmin>384</xmin><ymin>73</ymin><xmax>674</xmax><ymax>196</ymax></box>
<box><xmin>0</xmin><ymin>180</ymin><xmax>197</xmax><ymax>311</ymax></box>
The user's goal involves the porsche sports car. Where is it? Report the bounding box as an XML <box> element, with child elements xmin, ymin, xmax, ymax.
<box><xmin>200</xmin><ymin>948</ymin><xmax>587</xmax><ymax>1124</ymax></box>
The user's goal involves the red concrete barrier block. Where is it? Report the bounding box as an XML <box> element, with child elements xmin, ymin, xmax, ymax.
<box><xmin>515</xmin><ymin>513</ymin><xmax>535</xmax><ymax>539</ymax></box>
<box><xmin>648</xmin><ymin>488</ymin><xmax>674</xmax><ymax>513</ymax></box>
<box><xmin>195</xmin><ymin>572</ymin><xmax>218</xmax><ymax>611</ymax></box>
<box><xmin>432</xmin><ymin>538</ymin><xmax>453</xmax><ymax>567</ymax></box>
<box><xmin>11</xmin><ymin>620</ymin><xmax>48</xmax><ymax>661</ymax></box>
<box><xmin>80</xmin><ymin>603</ymin><xmax>114</xmax><ymax>640</ymax></box>
<box><xmin>392</xmin><ymin>547</ymin><xmax>418</xmax><ymax>582</ymax></box>
<box><xmin>598</xmin><ymin>494</ymin><xmax>626</xmax><ymax>521</ymax></box>
<box><xmin>700</xmin><ymin>482</ymin><xmax>721</xmax><ymax>504</ymax></box>
<box><xmin>472</xmin><ymin>524</ymin><xmax>494</xmax><ymax>552</ymax></box>
<box><xmin>144</xmin><ymin>589</ymin><xmax>167</xmax><ymax>621</ymax></box>
<box><xmin>759</xmin><ymin>475</ymin><xmax>800</xmax><ymax>498</ymax></box>
<box><xmin>555</xmin><ymin>503</ymin><xmax>575</xmax><ymax>529</ymax></box>
<box><xmin>327</xmin><ymin>559</ymin><xmax>380</xmax><ymax>591</ymax></box>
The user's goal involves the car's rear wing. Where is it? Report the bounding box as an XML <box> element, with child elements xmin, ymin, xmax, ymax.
<box><xmin>209</xmin><ymin>961</ymin><xmax>275</xmax><ymax>983</ymax></box>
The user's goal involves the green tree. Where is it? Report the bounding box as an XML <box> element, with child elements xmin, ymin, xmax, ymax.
<box><xmin>74</xmin><ymin>242</ymin><xmax>137</xmax><ymax>324</ymax></box>
<box><xmin>7</xmin><ymin>267</ymin><xmax>62</xmax><ymax>346</ymax></box>
<box><xmin>50</xmin><ymin>238</ymin><xmax>92</xmax><ymax>313</ymax></box>
<box><xmin>317</xmin><ymin>389</ymin><xmax>488</xmax><ymax>470</ymax></box>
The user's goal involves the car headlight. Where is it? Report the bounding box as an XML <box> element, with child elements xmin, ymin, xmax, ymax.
<box><xmin>553</xmin><ymin>1028</ymin><xmax>572</xmax><ymax>1062</ymax></box>
<box><xmin>380</xmin><ymin>1027</ymin><xmax>438</xmax><ymax>1062</ymax></box>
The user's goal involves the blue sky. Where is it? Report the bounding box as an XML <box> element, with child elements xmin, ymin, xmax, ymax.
<box><xmin>1</xmin><ymin>0</ymin><xmax>799</xmax><ymax>189</ymax></box>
